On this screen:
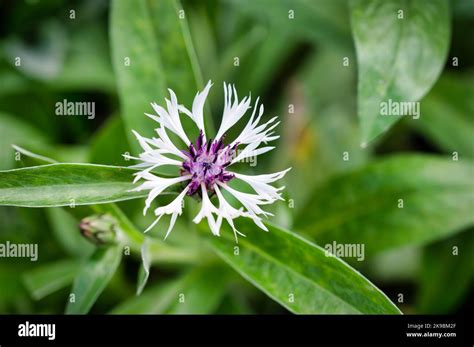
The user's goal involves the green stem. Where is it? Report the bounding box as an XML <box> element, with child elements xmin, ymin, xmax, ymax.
<box><xmin>91</xmin><ymin>203</ymin><xmax>205</xmax><ymax>264</ymax></box>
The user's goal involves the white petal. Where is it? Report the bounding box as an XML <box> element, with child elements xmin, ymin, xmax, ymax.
<box><xmin>144</xmin><ymin>215</ymin><xmax>163</xmax><ymax>233</ymax></box>
<box><xmin>218</xmin><ymin>182</ymin><xmax>272</xmax><ymax>232</ymax></box>
<box><xmin>215</xmin><ymin>83</ymin><xmax>252</xmax><ymax>140</ymax></box>
<box><xmin>128</xmin><ymin>129</ymin><xmax>184</xmax><ymax>170</ymax></box>
<box><xmin>140</xmin><ymin>154</ymin><xmax>182</xmax><ymax>168</ymax></box>
<box><xmin>220</xmin><ymin>95</ymin><xmax>281</xmax><ymax>167</ymax></box>
<box><xmin>165</xmin><ymin>89</ymin><xmax>190</xmax><ymax>145</ymax></box>
<box><xmin>137</xmin><ymin>151</ymin><xmax>182</xmax><ymax>169</ymax></box>
<box><xmin>145</xmin><ymin>186</ymin><xmax>189</xmax><ymax>237</ymax></box>
<box><xmin>231</xmin><ymin>168</ymin><xmax>291</xmax><ymax>202</ymax></box>
<box><xmin>133</xmin><ymin>173</ymin><xmax>191</xmax><ymax>215</ymax></box>
<box><xmin>193</xmin><ymin>184</ymin><xmax>221</xmax><ymax>235</ymax></box>
<box><xmin>148</xmin><ymin>88</ymin><xmax>190</xmax><ymax>146</ymax></box>
<box><xmin>152</xmin><ymin>126</ymin><xmax>188</xmax><ymax>160</ymax></box>
<box><xmin>220</xmin><ymin>184</ymin><xmax>273</xmax><ymax>216</ymax></box>
<box><xmin>231</xmin><ymin>142</ymin><xmax>275</xmax><ymax>165</ymax></box>
<box><xmin>179</xmin><ymin>80</ymin><xmax>212</xmax><ymax>138</ymax></box>
<box><xmin>132</xmin><ymin>130</ymin><xmax>154</xmax><ymax>153</ymax></box>
<box><xmin>164</xmin><ymin>213</ymin><xmax>180</xmax><ymax>239</ymax></box>
<box><xmin>214</xmin><ymin>185</ymin><xmax>247</xmax><ymax>242</ymax></box>
<box><xmin>230</xmin><ymin>97</ymin><xmax>280</xmax><ymax>148</ymax></box>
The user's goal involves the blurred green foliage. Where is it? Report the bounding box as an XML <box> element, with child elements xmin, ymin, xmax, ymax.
<box><xmin>0</xmin><ymin>0</ymin><xmax>472</xmax><ymax>314</ymax></box>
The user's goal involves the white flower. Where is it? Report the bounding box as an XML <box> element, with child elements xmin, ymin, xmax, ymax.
<box><xmin>128</xmin><ymin>81</ymin><xmax>290</xmax><ymax>242</ymax></box>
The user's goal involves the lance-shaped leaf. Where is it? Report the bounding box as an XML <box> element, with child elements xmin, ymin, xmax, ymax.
<box><xmin>23</xmin><ymin>260</ymin><xmax>81</xmax><ymax>300</ymax></box>
<box><xmin>89</xmin><ymin>115</ymin><xmax>130</xmax><ymax>165</ymax></box>
<box><xmin>413</xmin><ymin>73</ymin><xmax>474</xmax><ymax>158</ymax></box>
<box><xmin>295</xmin><ymin>155</ymin><xmax>474</xmax><ymax>255</ymax></box>
<box><xmin>225</xmin><ymin>0</ymin><xmax>352</xmax><ymax>51</ymax></box>
<box><xmin>351</xmin><ymin>0</ymin><xmax>450</xmax><ymax>145</ymax></box>
<box><xmin>208</xmin><ymin>221</ymin><xmax>401</xmax><ymax>314</ymax></box>
<box><xmin>137</xmin><ymin>239</ymin><xmax>151</xmax><ymax>295</ymax></box>
<box><xmin>110</xmin><ymin>0</ymin><xmax>207</xmax><ymax>154</ymax></box>
<box><xmin>111</xmin><ymin>265</ymin><xmax>230</xmax><ymax>314</ymax></box>
<box><xmin>0</xmin><ymin>112</ymin><xmax>48</xmax><ymax>170</ymax></box>
<box><xmin>46</xmin><ymin>208</ymin><xmax>94</xmax><ymax>258</ymax></box>
<box><xmin>66</xmin><ymin>245</ymin><xmax>123</xmax><ymax>314</ymax></box>
<box><xmin>416</xmin><ymin>230</ymin><xmax>474</xmax><ymax>313</ymax></box>
<box><xmin>92</xmin><ymin>203</ymin><xmax>202</xmax><ymax>265</ymax></box>
<box><xmin>0</xmin><ymin>163</ymin><xmax>150</xmax><ymax>207</ymax></box>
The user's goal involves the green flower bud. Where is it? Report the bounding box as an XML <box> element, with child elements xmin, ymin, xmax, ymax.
<box><xmin>79</xmin><ymin>214</ymin><xmax>117</xmax><ymax>245</ymax></box>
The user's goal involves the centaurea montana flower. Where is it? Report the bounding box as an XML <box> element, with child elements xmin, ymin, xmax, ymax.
<box><xmin>126</xmin><ymin>81</ymin><xmax>290</xmax><ymax>242</ymax></box>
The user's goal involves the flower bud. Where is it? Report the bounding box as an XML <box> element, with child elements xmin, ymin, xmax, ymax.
<box><xmin>79</xmin><ymin>214</ymin><xmax>117</xmax><ymax>245</ymax></box>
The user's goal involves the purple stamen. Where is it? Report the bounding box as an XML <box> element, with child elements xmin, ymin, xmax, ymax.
<box><xmin>181</xmin><ymin>130</ymin><xmax>236</xmax><ymax>195</ymax></box>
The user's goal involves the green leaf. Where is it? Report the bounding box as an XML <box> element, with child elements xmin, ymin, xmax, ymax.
<box><xmin>92</xmin><ymin>203</ymin><xmax>200</xmax><ymax>264</ymax></box>
<box><xmin>89</xmin><ymin>116</ymin><xmax>130</xmax><ymax>165</ymax></box>
<box><xmin>0</xmin><ymin>67</ymin><xmax>31</xmax><ymax>96</ymax></box>
<box><xmin>93</xmin><ymin>204</ymin><xmax>146</xmax><ymax>246</ymax></box>
<box><xmin>295</xmin><ymin>155</ymin><xmax>474</xmax><ymax>255</ymax></box>
<box><xmin>366</xmin><ymin>246</ymin><xmax>420</xmax><ymax>283</ymax></box>
<box><xmin>280</xmin><ymin>49</ymin><xmax>368</xmax><ymax>210</ymax></box>
<box><xmin>110</xmin><ymin>276</ymin><xmax>183</xmax><ymax>314</ymax></box>
<box><xmin>234</xmin><ymin>28</ymin><xmax>293</xmax><ymax>96</ymax></box>
<box><xmin>0</xmin><ymin>163</ymin><xmax>149</xmax><ymax>207</ymax></box>
<box><xmin>3</xmin><ymin>21</ymin><xmax>67</xmax><ymax>80</ymax></box>
<box><xmin>209</xmin><ymin>27</ymin><xmax>266</xmax><ymax>103</ymax></box>
<box><xmin>136</xmin><ymin>239</ymin><xmax>151</xmax><ymax>295</ymax></box>
<box><xmin>0</xmin><ymin>112</ymin><xmax>48</xmax><ymax>169</ymax></box>
<box><xmin>66</xmin><ymin>245</ymin><xmax>122</xmax><ymax>314</ymax></box>
<box><xmin>215</xmin><ymin>293</ymin><xmax>254</xmax><ymax>314</ymax></box>
<box><xmin>46</xmin><ymin>208</ymin><xmax>94</xmax><ymax>258</ymax></box>
<box><xmin>166</xmin><ymin>265</ymin><xmax>230</xmax><ymax>314</ymax></box>
<box><xmin>12</xmin><ymin>143</ymin><xmax>89</xmax><ymax>167</ymax></box>
<box><xmin>110</xmin><ymin>0</ymin><xmax>207</xmax><ymax>154</ymax></box>
<box><xmin>351</xmin><ymin>0</ymin><xmax>450</xmax><ymax>145</ymax></box>
<box><xmin>414</xmin><ymin>73</ymin><xmax>474</xmax><ymax>158</ymax></box>
<box><xmin>111</xmin><ymin>265</ymin><xmax>229</xmax><ymax>314</ymax></box>
<box><xmin>51</xmin><ymin>24</ymin><xmax>115</xmax><ymax>92</ymax></box>
<box><xmin>416</xmin><ymin>229</ymin><xmax>474</xmax><ymax>313</ymax></box>
<box><xmin>0</xmin><ymin>263</ymin><xmax>31</xmax><ymax>310</ymax></box>
<box><xmin>225</xmin><ymin>0</ymin><xmax>352</xmax><ymax>50</ymax></box>
<box><xmin>23</xmin><ymin>260</ymin><xmax>80</xmax><ymax>301</ymax></box>
<box><xmin>12</xmin><ymin>145</ymin><xmax>57</xmax><ymax>165</ymax></box>
<box><xmin>208</xmin><ymin>221</ymin><xmax>401</xmax><ymax>314</ymax></box>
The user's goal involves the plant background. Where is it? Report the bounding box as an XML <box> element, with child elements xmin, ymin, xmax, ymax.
<box><xmin>0</xmin><ymin>0</ymin><xmax>472</xmax><ymax>314</ymax></box>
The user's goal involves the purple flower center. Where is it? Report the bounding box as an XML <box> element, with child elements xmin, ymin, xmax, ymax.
<box><xmin>181</xmin><ymin>131</ymin><xmax>236</xmax><ymax>195</ymax></box>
